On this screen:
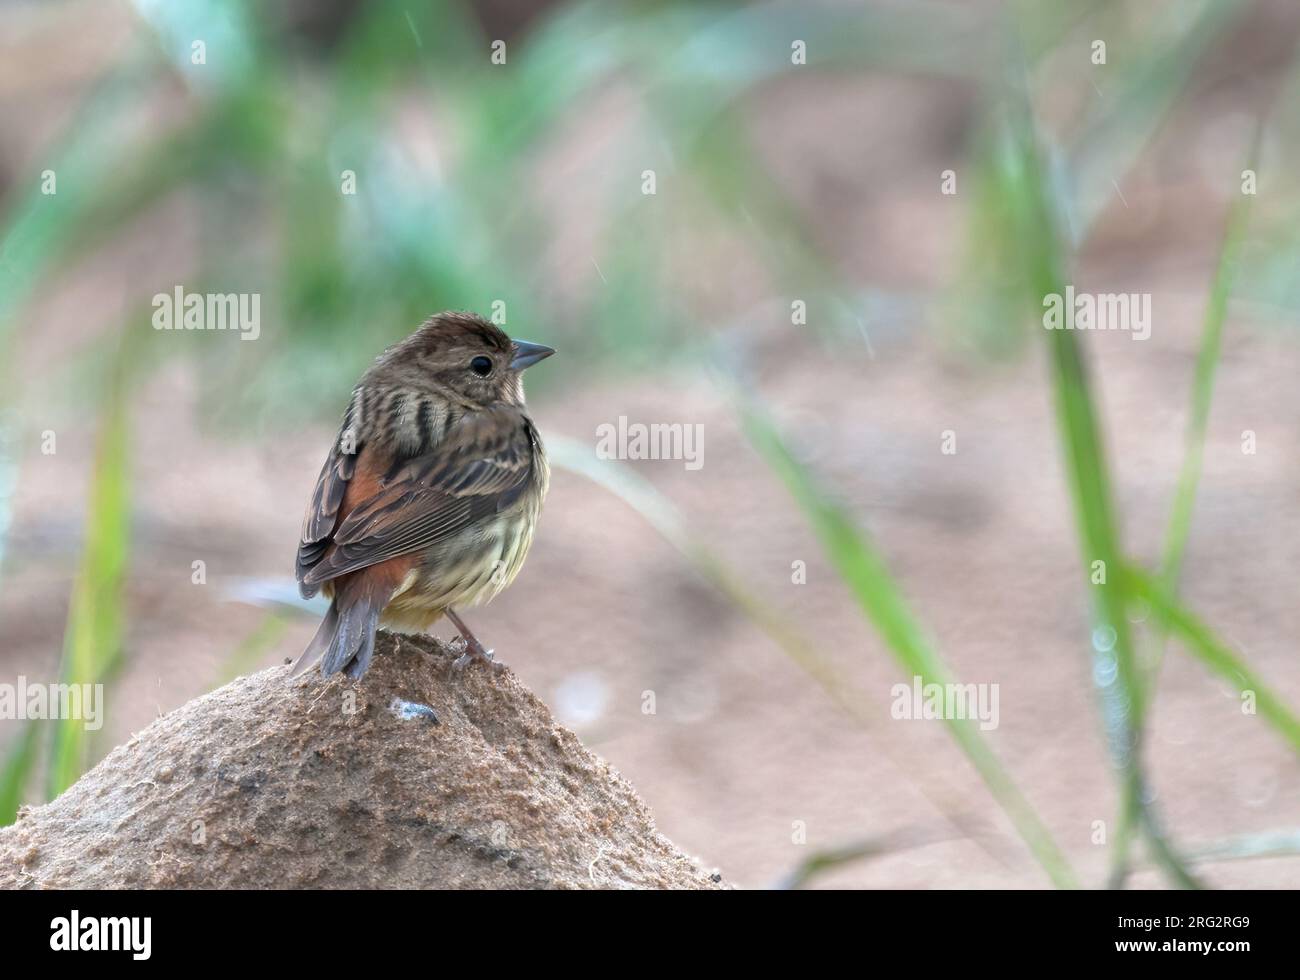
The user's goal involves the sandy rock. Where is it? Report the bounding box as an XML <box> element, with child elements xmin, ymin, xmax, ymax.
<box><xmin>0</xmin><ymin>631</ymin><xmax>724</xmax><ymax>889</ymax></box>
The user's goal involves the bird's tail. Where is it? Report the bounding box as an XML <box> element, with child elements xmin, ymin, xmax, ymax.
<box><xmin>290</xmin><ymin>577</ymin><xmax>387</xmax><ymax>680</ymax></box>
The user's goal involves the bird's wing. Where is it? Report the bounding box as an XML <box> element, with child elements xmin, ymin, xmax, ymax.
<box><xmin>295</xmin><ymin>441</ymin><xmax>357</xmax><ymax>596</ymax></box>
<box><xmin>298</xmin><ymin>406</ymin><xmax>537</xmax><ymax>589</ymax></box>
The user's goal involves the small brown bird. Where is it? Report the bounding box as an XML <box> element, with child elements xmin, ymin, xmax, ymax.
<box><xmin>292</xmin><ymin>312</ymin><xmax>554</xmax><ymax>680</ymax></box>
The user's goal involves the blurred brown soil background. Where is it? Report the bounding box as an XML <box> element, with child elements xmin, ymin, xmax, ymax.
<box><xmin>1</xmin><ymin>0</ymin><xmax>1298</xmax><ymax>888</ymax></box>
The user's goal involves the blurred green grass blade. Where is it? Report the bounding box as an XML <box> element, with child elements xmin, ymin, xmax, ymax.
<box><xmin>0</xmin><ymin>724</ymin><xmax>40</xmax><ymax>826</ymax></box>
<box><xmin>1158</xmin><ymin>196</ymin><xmax>1251</xmax><ymax>586</ymax></box>
<box><xmin>0</xmin><ymin>73</ymin><xmax>143</xmax><ymax>343</ymax></box>
<box><xmin>1230</xmin><ymin>56</ymin><xmax>1300</xmax><ymax>314</ymax></box>
<box><xmin>772</xmin><ymin>826</ymin><xmax>960</xmax><ymax>890</ymax></box>
<box><xmin>1149</xmin><ymin>136</ymin><xmax>1259</xmax><ymax>688</ymax></box>
<box><xmin>547</xmin><ymin>437</ymin><xmax>844</xmax><ymax>695</ymax></box>
<box><xmin>941</xmin><ymin>118</ymin><xmax>1041</xmax><ymax>358</ymax></box>
<box><xmin>548</xmin><ymin>437</ymin><xmax>1018</xmax><ymax>871</ymax></box>
<box><xmin>956</xmin><ymin>1</ymin><xmax>1243</xmax><ymax>357</ymax></box>
<box><xmin>1066</xmin><ymin>0</ymin><xmax>1246</xmax><ymax>237</ymax></box>
<box><xmin>1182</xmin><ymin>829</ymin><xmax>1300</xmax><ymax>865</ymax></box>
<box><xmin>1000</xmin><ymin>56</ymin><xmax>1199</xmax><ymax>888</ymax></box>
<box><xmin>1022</xmin><ymin>139</ymin><xmax>1142</xmax><ymax>723</ymax></box>
<box><xmin>1125</xmin><ymin>566</ymin><xmax>1300</xmax><ymax>753</ymax></box>
<box><xmin>773</xmin><ymin>838</ymin><xmax>897</xmax><ymax>891</ymax></box>
<box><xmin>733</xmin><ymin>393</ymin><xmax>1078</xmax><ymax>889</ymax></box>
<box><xmin>45</xmin><ymin>341</ymin><xmax>132</xmax><ymax>799</ymax></box>
<box><xmin>0</xmin><ymin>410</ymin><xmax>17</xmax><ymax>589</ymax></box>
<box><xmin>336</xmin><ymin>0</ymin><xmax>481</xmax><ymax>92</ymax></box>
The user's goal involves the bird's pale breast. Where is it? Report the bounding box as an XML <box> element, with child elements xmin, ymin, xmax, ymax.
<box><xmin>379</xmin><ymin>452</ymin><xmax>547</xmax><ymax>633</ymax></box>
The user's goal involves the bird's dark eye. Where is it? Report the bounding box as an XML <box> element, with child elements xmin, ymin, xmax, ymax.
<box><xmin>469</xmin><ymin>356</ymin><xmax>493</xmax><ymax>377</ymax></box>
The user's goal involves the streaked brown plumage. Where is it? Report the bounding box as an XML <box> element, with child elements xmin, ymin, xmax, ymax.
<box><xmin>292</xmin><ymin>312</ymin><xmax>553</xmax><ymax>680</ymax></box>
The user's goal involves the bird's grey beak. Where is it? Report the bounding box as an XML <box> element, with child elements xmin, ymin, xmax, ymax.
<box><xmin>510</xmin><ymin>340</ymin><xmax>555</xmax><ymax>371</ymax></box>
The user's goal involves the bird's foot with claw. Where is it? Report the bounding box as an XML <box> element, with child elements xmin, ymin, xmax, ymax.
<box><xmin>449</xmin><ymin>635</ymin><xmax>507</xmax><ymax>674</ymax></box>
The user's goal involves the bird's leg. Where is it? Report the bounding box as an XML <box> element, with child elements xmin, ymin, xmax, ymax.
<box><xmin>446</xmin><ymin>609</ymin><xmax>506</xmax><ymax>673</ymax></box>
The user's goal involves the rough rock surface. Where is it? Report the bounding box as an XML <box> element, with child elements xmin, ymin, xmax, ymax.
<box><xmin>0</xmin><ymin>631</ymin><xmax>724</xmax><ymax>889</ymax></box>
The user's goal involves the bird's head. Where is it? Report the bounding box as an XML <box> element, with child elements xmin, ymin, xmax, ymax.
<box><xmin>377</xmin><ymin>311</ymin><xmax>555</xmax><ymax>408</ymax></box>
